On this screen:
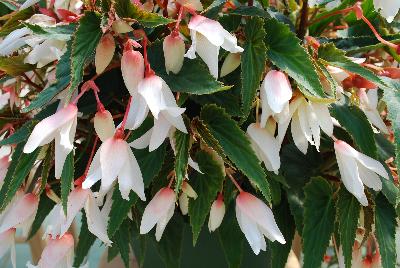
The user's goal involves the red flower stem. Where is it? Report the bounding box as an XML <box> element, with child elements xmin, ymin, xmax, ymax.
<box><xmin>172</xmin><ymin>5</ymin><xmax>184</xmax><ymax>36</ymax></box>
<box><xmin>226</xmin><ymin>171</ymin><xmax>243</xmax><ymax>192</ymax></box>
<box><xmin>116</xmin><ymin>96</ymin><xmax>132</xmax><ymax>135</ymax></box>
<box><xmin>360</xmin><ymin>15</ymin><xmax>398</xmax><ymax>49</ymax></box>
<box><xmin>142</xmin><ymin>37</ymin><xmax>154</xmax><ymax>77</ymax></box>
<box><xmin>84</xmin><ymin>135</ymin><xmax>99</xmax><ymax>177</ymax></box>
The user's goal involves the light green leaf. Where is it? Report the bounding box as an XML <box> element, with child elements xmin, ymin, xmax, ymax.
<box><xmin>303</xmin><ymin>177</ymin><xmax>335</xmax><ymax>268</ymax></box>
<box><xmin>375</xmin><ymin>194</ymin><xmax>397</xmax><ymax>268</ymax></box>
<box><xmin>0</xmin><ymin>54</ymin><xmax>34</xmax><ymax>76</ymax></box>
<box><xmin>67</xmin><ymin>11</ymin><xmax>102</xmax><ymax>101</ymax></box>
<box><xmin>188</xmin><ymin>150</ymin><xmax>225</xmax><ymax>245</ymax></box>
<box><xmin>200</xmin><ymin>104</ymin><xmax>270</xmax><ymax>202</ymax></box>
<box><xmin>241</xmin><ymin>17</ymin><xmax>266</xmax><ymax>118</ymax></box>
<box><xmin>264</xmin><ymin>18</ymin><xmax>327</xmax><ymax>101</ymax></box>
<box><xmin>61</xmin><ymin>152</ymin><xmax>74</xmax><ymax>215</ymax></box>
<box><xmin>336</xmin><ymin>187</ymin><xmax>361</xmax><ymax>268</ymax></box>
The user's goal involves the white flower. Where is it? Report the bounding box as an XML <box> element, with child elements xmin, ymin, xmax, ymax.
<box><xmin>121</xmin><ymin>48</ymin><xmax>144</xmax><ymax>96</ymax></box>
<box><xmin>140</xmin><ymin>187</ymin><xmax>176</xmax><ymax>241</ymax></box>
<box><xmin>178</xmin><ymin>182</ymin><xmax>197</xmax><ymax>215</ymax></box>
<box><xmin>286</xmin><ymin>97</ymin><xmax>333</xmax><ymax>154</ymax></box>
<box><xmin>208</xmin><ymin>194</ymin><xmax>225</xmax><ymax>232</ymax></box>
<box><xmin>24</xmin><ymin>104</ymin><xmax>78</xmax><ymax>179</ymax></box>
<box><xmin>260</xmin><ymin>70</ymin><xmax>293</xmax><ymax>128</ymax></box>
<box><xmin>27</xmin><ymin>233</ymin><xmax>74</xmax><ymax>268</ymax></box>
<box><xmin>235</xmin><ymin>192</ymin><xmax>285</xmax><ymax>255</ymax></box>
<box><xmin>82</xmin><ymin>136</ymin><xmax>145</xmax><ymax>201</ymax></box>
<box><xmin>185</xmin><ymin>15</ymin><xmax>243</xmax><ymax>78</ymax></box>
<box><xmin>24</xmin><ymin>39</ymin><xmax>65</xmax><ymax>68</ymax></box>
<box><xmin>358</xmin><ymin>89</ymin><xmax>389</xmax><ymax>134</ymax></box>
<box><xmin>95</xmin><ymin>33</ymin><xmax>115</xmax><ymax>74</ymax></box>
<box><xmin>373</xmin><ymin>0</ymin><xmax>400</xmax><ymax>23</ymax></box>
<box><xmin>163</xmin><ymin>34</ymin><xmax>185</xmax><ymax>74</ymax></box>
<box><xmin>45</xmin><ymin>186</ymin><xmax>112</xmax><ymax>245</ymax></box>
<box><xmin>334</xmin><ymin>140</ymin><xmax>389</xmax><ymax>206</ymax></box>
<box><xmin>247</xmin><ymin>123</ymin><xmax>281</xmax><ymax>174</ymax></box>
<box><xmin>0</xmin><ymin>229</ymin><xmax>16</xmax><ymax>268</ymax></box>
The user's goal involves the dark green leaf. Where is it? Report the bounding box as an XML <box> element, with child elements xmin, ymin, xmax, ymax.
<box><xmin>61</xmin><ymin>152</ymin><xmax>74</xmax><ymax>215</ymax></box>
<box><xmin>330</xmin><ymin>96</ymin><xmax>377</xmax><ymax>157</ymax></box>
<box><xmin>229</xmin><ymin>5</ymin><xmax>270</xmax><ymax>18</ymax></box>
<box><xmin>0</xmin><ymin>144</ymin><xmax>39</xmax><ymax>212</ymax></box>
<box><xmin>375</xmin><ymin>194</ymin><xmax>397</xmax><ymax>268</ymax></box>
<box><xmin>264</xmin><ymin>18</ymin><xmax>327</xmax><ymax>101</ymax></box>
<box><xmin>241</xmin><ymin>17</ymin><xmax>266</xmax><ymax>118</ymax></box>
<box><xmin>303</xmin><ymin>177</ymin><xmax>335</xmax><ymax>268</ymax></box>
<box><xmin>174</xmin><ymin>129</ymin><xmax>190</xmax><ymax>193</ymax></box>
<box><xmin>336</xmin><ymin>187</ymin><xmax>361</xmax><ymax>268</ymax></box>
<box><xmin>200</xmin><ymin>104</ymin><xmax>270</xmax><ymax>202</ymax></box>
<box><xmin>189</xmin><ymin>150</ymin><xmax>225</xmax><ymax>244</ymax></box>
<box><xmin>318</xmin><ymin>43</ymin><xmax>387</xmax><ymax>88</ymax></box>
<box><xmin>113</xmin><ymin>219</ymin><xmax>132</xmax><ymax>268</ymax></box>
<box><xmin>68</xmin><ymin>11</ymin><xmax>102</xmax><ymax>100</ymax></box>
<box><xmin>73</xmin><ymin>211</ymin><xmax>97</xmax><ymax>267</ymax></box>
<box><xmin>23</xmin><ymin>23</ymin><xmax>76</xmax><ymax>41</ymax></box>
<box><xmin>0</xmin><ymin>121</ymin><xmax>35</xmax><ymax>146</ymax></box>
<box><xmin>39</xmin><ymin>145</ymin><xmax>53</xmax><ymax>194</ymax></box>
<box><xmin>28</xmin><ymin>194</ymin><xmax>55</xmax><ymax>240</ymax></box>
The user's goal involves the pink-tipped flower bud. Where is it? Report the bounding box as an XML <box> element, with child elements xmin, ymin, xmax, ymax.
<box><xmin>94</xmin><ymin>109</ymin><xmax>115</xmax><ymax>142</ymax></box>
<box><xmin>163</xmin><ymin>34</ymin><xmax>185</xmax><ymax>74</ymax></box>
<box><xmin>95</xmin><ymin>33</ymin><xmax>115</xmax><ymax>74</ymax></box>
<box><xmin>208</xmin><ymin>193</ymin><xmax>225</xmax><ymax>232</ymax></box>
<box><xmin>121</xmin><ymin>49</ymin><xmax>144</xmax><ymax>95</ymax></box>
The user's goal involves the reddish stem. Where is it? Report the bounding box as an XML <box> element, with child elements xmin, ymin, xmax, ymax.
<box><xmin>227</xmin><ymin>171</ymin><xmax>243</xmax><ymax>192</ymax></box>
<box><xmin>360</xmin><ymin>15</ymin><xmax>398</xmax><ymax>49</ymax></box>
<box><xmin>172</xmin><ymin>5</ymin><xmax>184</xmax><ymax>36</ymax></box>
<box><xmin>142</xmin><ymin>37</ymin><xmax>155</xmax><ymax>77</ymax></box>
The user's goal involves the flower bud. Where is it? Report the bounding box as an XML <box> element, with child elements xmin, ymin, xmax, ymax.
<box><xmin>220</xmin><ymin>53</ymin><xmax>241</xmax><ymax>77</ymax></box>
<box><xmin>208</xmin><ymin>194</ymin><xmax>225</xmax><ymax>232</ymax></box>
<box><xmin>94</xmin><ymin>109</ymin><xmax>115</xmax><ymax>141</ymax></box>
<box><xmin>95</xmin><ymin>33</ymin><xmax>115</xmax><ymax>74</ymax></box>
<box><xmin>121</xmin><ymin>49</ymin><xmax>144</xmax><ymax>95</ymax></box>
<box><xmin>163</xmin><ymin>34</ymin><xmax>185</xmax><ymax>74</ymax></box>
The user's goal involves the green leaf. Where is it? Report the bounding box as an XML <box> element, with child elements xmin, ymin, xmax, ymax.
<box><xmin>114</xmin><ymin>0</ymin><xmax>173</xmax><ymax>27</ymax></box>
<box><xmin>73</xmin><ymin>211</ymin><xmax>97</xmax><ymax>267</ymax></box>
<box><xmin>0</xmin><ymin>7</ymin><xmax>34</xmax><ymax>36</ymax></box>
<box><xmin>39</xmin><ymin>145</ymin><xmax>53</xmax><ymax>194</ymax></box>
<box><xmin>375</xmin><ymin>194</ymin><xmax>397</xmax><ymax>268</ymax></box>
<box><xmin>174</xmin><ymin>128</ymin><xmax>190</xmax><ymax>193</ymax></box>
<box><xmin>218</xmin><ymin>203</ymin><xmax>244</xmax><ymax>268</ymax></box>
<box><xmin>382</xmin><ymin>78</ymin><xmax>400</xmax><ymax>170</ymax></box>
<box><xmin>200</xmin><ymin>104</ymin><xmax>270</xmax><ymax>202</ymax></box>
<box><xmin>287</xmin><ymin>189</ymin><xmax>305</xmax><ymax>235</ymax></box>
<box><xmin>113</xmin><ymin>219</ymin><xmax>132</xmax><ymax>268</ymax></box>
<box><xmin>28</xmin><ymin>194</ymin><xmax>55</xmax><ymax>240</ymax></box>
<box><xmin>0</xmin><ymin>121</ymin><xmax>35</xmax><ymax>146</ymax></box>
<box><xmin>303</xmin><ymin>177</ymin><xmax>335</xmax><ymax>268</ymax></box>
<box><xmin>318</xmin><ymin>43</ymin><xmax>387</xmax><ymax>88</ymax></box>
<box><xmin>229</xmin><ymin>5</ymin><xmax>271</xmax><ymax>18</ymax></box>
<box><xmin>188</xmin><ymin>150</ymin><xmax>225</xmax><ymax>244</ymax></box>
<box><xmin>330</xmin><ymin>97</ymin><xmax>377</xmax><ymax>157</ymax></box>
<box><xmin>240</xmin><ymin>17</ymin><xmax>266</xmax><ymax>118</ymax></box>
<box><xmin>67</xmin><ymin>11</ymin><xmax>102</xmax><ymax>100</ymax></box>
<box><xmin>0</xmin><ymin>54</ymin><xmax>34</xmax><ymax>76</ymax></box>
<box><xmin>336</xmin><ymin>187</ymin><xmax>361</xmax><ymax>268</ymax></box>
<box><xmin>107</xmin><ymin>144</ymin><xmax>166</xmax><ymax>237</ymax></box>
<box><xmin>61</xmin><ymin>152</ymin><xmax>74</xmax><ymax>215</ymax></box>
<box><xmin>270</xmin><ymin>194</ymin><xmax>296</xmax><ymax>268</ymax></box>
<box><xmin>202</xmin><ymin>0</ymin><xmax>226</xmax><ymax>18</ymax></box>
<box><xmin>148</xmin><ymin>41</ymin><xmax>229</xmax><ymax>95</ymax></box>
<box><xmin>264</xmin><ymin>18</ymin><xmax>327</xmax><ymax>101</ymax></box>
<box><xmin>154</xmin><ymin>215</ymin><xmax>184</xmax><ymax>268</ymax></box>
<box><xmin>23</xmin><ymin>23</ymin><xmax>76</xmax><ymax>41</ymax></box>
<box><xmin>0</xmin><ymin>145</ymin><xmax>39</xmax><ymax>212</ymax></box>
<box><xmin>23</xmin><ymin>39</ymin><xmax>72</xmax><ymax>112</ymax></box>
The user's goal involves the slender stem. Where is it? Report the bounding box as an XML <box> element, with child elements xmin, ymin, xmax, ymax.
<box><xmin>142</xmin><ymin>37</ymin><xmax>154</xmax><ymax>77</ymax></box>
<box><xmin>163</xmin><ymin>0</ymin><xmax>168</xmax><ymax>17</ymax></box>
<box><xmin>307</xmin><ymin>6</ymin><xmax>354</xmax><ymax>26</ymax></box>
<box><xmin>84</xmin><ymin>136</ymin><xmax>99</xmax><ymax>176</ymax></box>
<box><xmin>360</xmin><ymin>15</ymin><xmax>398</xmax><ymax>49</ymax></box>
<box><xmin>21</xmin><ymin>74</ymin><xmax>42</xmax><ymax>91</ymax></box>
<box><xmin>172</xmin><ymin>5</ymin><xmax>184</xmax><ymax>36</ymax></box>
<box><xmin>115</xmin><ymin>96</ymin><xmax>132</xmax><ymax>137</ymax></box>
<box><xmin>226</xmin><ymin>170</ymin><xmax>243</xmax><ymax>192</ymax></box>
<box><xmin>168</xmin><ymin>175</ymin><xmax>174</xmax><ymax>188</ymax></box>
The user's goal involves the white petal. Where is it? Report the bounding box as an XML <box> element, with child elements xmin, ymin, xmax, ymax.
<box><xmin>84</xmin><ymin>193</ymin><xmax>112</xmax><ymax>245</ymax></box>
<box><xmin>0</xmin><ymin>228</ymin><xmax>15</xmax><ymax>264</ymax></box>
<box><xmin>184</xmin><ymin>29</ymin><xmax>197</xmax><ymax>59</ymax></box>
<box><xmin>149</xmin><ymin>114</ymin><xmax>172</xmax><ymax>152</ymax></box>
<box><xmin>44</xmin><ymin>203</ymin><xmax>65</xmax><ymax>239</ymax></box>
<box><xmin>188</xmin><ymin>15</ymin><xmax>225</xmax><ymax>47</ymax></box>
<box><xmin>82</xmin><ymin>149</ymin><xmax>102</xmax><ymax>189</ymax></box>
<box><xmin>163</xmin><ymin>34</ymin><xmax>185</xmax><ymax>74</ymax></box>
<box><xmin>162</xmin><ymin>110</ymin><xmax>187</xmax><ymax>134</ymax></box>
<box><xmin>124</xmin><ymin>93</ymin><xmax>149</xmax><ymax>130</ymax></box>
<box><xmin>37</xmin><ymin>234</ymin><xmax>74</xmax><ymax>268</ymax></box>
<box><xmin>305</xmin><ymin>101</ymin><xmax>321</xmax><ymax>150</ymax></box>
<box><xmin>263</xmin><ymin>70</ymin><xmax>292</xmax><ymax>114</ymax></box>
<box><xmin>182</xmin><ymin>182</ymin><xmax>197</xmax><ymax>199</ymax></box>
<box><xmin>95</xmin><ymin>33</ymin><xmax>115</xmax><ymax>74</ymax></box>
<box><xmin>291</xmin><ymin>113</ymin><xmax>308</xmax><ymax>154</ymax></box>
<box><xmin>208</xmin><ymin>198</ymin><xmax>225</xmax><ymax>232</ymax></box>
<box><xmin>118</xmin><ymin>147</ymin><xmax>145</xmax><ymax>201</ymax></box>
<box><xmin>357</xmin><ymin>162</ymin><xmax>382</xmax><ymax>191</ymax></box>
<box><xmin>155</xmin><ymin>201</ymin><xmax>175</xmax><ymax>241</ymax></box>
<box><xmin>220</xmin><ymin>30</ymin><xmax>243</xmax><ymax>53</ymax></box>
<box><xmin>373</xmin><ymin>0</ymin><xmax>400</xmax><ymax>23</ymax></box>
<box><xmin>54</xmin><ymin>115</ymin><xmax>77</xmax><ymax>179</ymax></box>
<box><xmin>129</xmin><ymin>128</ymin><xmax>152</xmax><ymax>149</ymax></box>
<box><xmin>94</xmin><ymin>110</ymin><xmax>115</xmax><ymax>141</ymax></box>
<box><xmin>179</xmin><ymin>193</ymin><xmax>189</xmax><ymax>215</ymax></box>
<box><xmin>24</xmin><ymin>104</ymin><xmax>77</xmax><ymax>154</ymax></box>
<box><xmin>312</xmin><ymin>102</ymin><xmax>333</xmax><ymax>136</ymax></box>
<box><xmin>140</xmin><ymin>188</ymin><xmax>175</xmax><ymax>235</ymax></box>
<box><xmin>195</xmin><ymin>33</ymin><xmax>220</xmax><ymax>78</ymax></box>
<box><xmin>297</xmin><ymin>102</ymin><xmax>313</xmax><ymax>146</ymax></box>
<box><xmin>60</xmin><ymin>187</ymin><xmax>89</xmax><ymax>236</ymax></box>
<box><xmin>138</xmin><ymin>75</ymin><xmax>164</xmax><ymax>119</ymax></box>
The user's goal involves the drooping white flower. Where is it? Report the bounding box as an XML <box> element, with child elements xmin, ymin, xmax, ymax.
<box><xmin>334</xmin><ymin>140</ymin><xmax>389</xmax><ymax>206</ymax></box>
<box><xmin>260</xmin><ymin>70</ymin><xmax>293</xmax><ymax>128</ymax></box>
<box><xmin>0</xmin><ymin>229</ymin><xmax>16</xmax><ymax>268</ymax></box>
<box><xmin>220</xmin><ymin>53</ymin><xmax>241</xmax><ymax>77</ymax></box>
<box><xmin>24</xmin><ymin>39</ymin><xmax>65</xmax><ymax>68</ymax></box>
<box><xmin>373</xmin><ymin>0</ymin><xmax>400</xmax><ymax>23</ymax></box>
<box><xmin>0</xmin><ymin>193</ymin><xmax>38</xmax><ymax>237</ymax></box>
<box><xmin>247</xmin><ymin>123</ymin><xmax>281</xmax><ymax>174</ymax></box>
<box><xmin>24</xmin><ymin>104</ymin><xmax>78</xmax><ymax>179</ymax></box>
<box><xmin>95</xmin><ymin>33</ymin><xmax>115</xmax><ymax>74</ymax></box>
<box><xmin>140</xmin><ymin>187</ymin><xmax>176</xmax><ymax>241</ymax></box>
<box><xmin>121</xmin><ymin>48</ymin><xmax>144</xmax><ymax>96</ymax></box>
<box><xmin>163</xmin><ymin>34</ymin><xmax>185</xmax><ymax>74</ymax></box>
<box><xmin>82</xmin><ymin>135</ymin><xmax>145</xmax><ymax>201</ymax></box>
<box><xmin>178</xmin><ymin>181</ymin><xmax>198</xmax><ymax>215</ymax></box>
<box><xmin>27</xmin><ymin>233</ymin><xmax>74</xmax><ymax>268</ymax></box>
<box><xmin>208</xmin><ymin>193</ymin><xmax>225</xmax><ymax>232</ymax></box>
<box><xmin>45</xmin><ymin>186</ymin><xmax>112</xmax><ymax>245</ymax></box>
<box><xmin>185</xmin><ymin>15</ymin><xmax>243</xmax><ymax>78</ymax></box>
<box><xmin>93</xmin><ymin>109</ymin><xmax>115</xmax><ymax>142</ymax></box>
<box><xmin>235</xmin><ymin>191</ymin><xmax>285</xmax><ymax>255</ymax></box>
<box><xmin>358</xmin><ymin>89</ymin><xmax>389</xmax><ymax>134</ymax></box>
